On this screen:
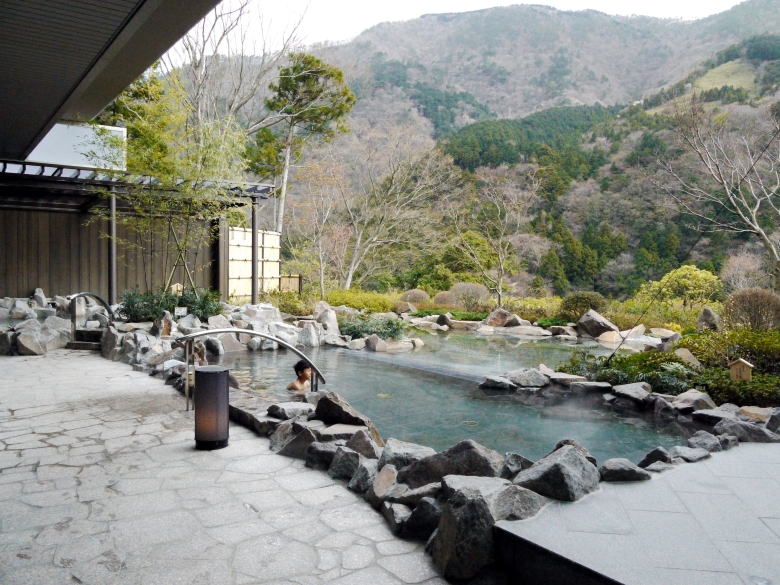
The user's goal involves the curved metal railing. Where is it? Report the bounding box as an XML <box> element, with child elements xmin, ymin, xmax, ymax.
<box><xmin>68</xmin><ymin>292</ymin><xmax>116</xmax><ymax>336</ymax></box>
<box><xmin>174</xmin><ymin>328</ymin><xmax>326</xmax><ymax>410</ymax></box>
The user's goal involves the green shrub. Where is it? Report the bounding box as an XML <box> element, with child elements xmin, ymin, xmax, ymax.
<box><xmin>678</xmin><ymin>329</ymin><xmax>780</xmax><ymax>374</ymax></box>
<box><xmin>326</xmin><ymin>289</ymin><xmax>395</xmax><ymax>313</ymax></box>
<box><xmin>635</xmin><ymin>265</ymin><xmax>724</xmax><ymax>306</ymax></box>
<box><xmin>260</xmin><ymin>291</ymin><xmax>312</xmax><ymax>316</ymax></box>
<box><xmin>560</xmin><ymin>350</ymin><xmax>693</xmax><ymax>394</ymax></box>
<box><xmin>559</xmin><ymin>291</ymin><xmax>608</xmax><ymax>321</ymax></box>
<box><xmin>400</xmin><ymin>289</ymin><xmax>431</xmax><ymax>304</ymax></box>
<box><xmin>411</xmin><ymin>309</ymin><xmax>488</xmax><ymax>321</ymax></box>
<box><xmin>503</xmin><ymin>296</ymin><xmax>563</xmax><ymax>321</ymax></box>
<box><xmin>178</xmin><ymin>288</ymin><xmax>222</xmax><ymax>321</ymax></box>
<box><xmin>339</xmin><ymin>314</ymin><xmax>404</xmax><ymax>340</ymax></box>
<box><xmin>722</xmin><ymin>288</ymin><xmax>780</xmax><ymax>331</ymax></box>
<box><xmin>696</xmin><ymin>369</ymin><xmax>780</xmax><ymax>407</ymax></box>
<box><xmin>119</xmin><ymin>289</ymin><xmax>178</xmax><ymax>322</ymax></box>
<box><xmin>536</xmin><ymin>316</ymin><xmax>568</xmax><ymax>327</ymax></box>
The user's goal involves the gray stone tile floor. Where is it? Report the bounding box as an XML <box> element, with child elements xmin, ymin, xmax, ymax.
<box><xmin>499</xmin><ymin>440</ymin><xmax>780</xmax><ymax>585</ymax></box>
<box><xmin>0</xmin><ymin>350</ymin><xmax>446</xmax><ymax>585</ymax></box>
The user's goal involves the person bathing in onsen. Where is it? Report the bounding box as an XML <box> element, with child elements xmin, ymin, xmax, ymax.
<box><xmin>287</xmin><ymin>359</ymin><xmax>312</xmax><ymax>401</ymax></box>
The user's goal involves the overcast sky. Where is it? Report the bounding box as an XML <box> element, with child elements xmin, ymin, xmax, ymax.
<box><xmin>258</xmin><ymin>0</ymin><xmax>745</xmax><ymax>48</ymax></box>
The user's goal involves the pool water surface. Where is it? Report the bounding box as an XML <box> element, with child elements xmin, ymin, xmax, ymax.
<box><xmin>218</xmin><ymin>332</ymin><xmax>683</xmax><ymax>463</ymax></box>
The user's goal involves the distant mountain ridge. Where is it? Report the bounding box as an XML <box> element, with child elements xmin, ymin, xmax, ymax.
<box><xmin>314</xmin><ymin>0</ymin><xmax>780</xmax><ymax>135</ymax></box>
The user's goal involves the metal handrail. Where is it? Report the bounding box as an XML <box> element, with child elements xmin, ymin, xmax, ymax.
<box><xmin>174</xmin><ymin>328</ymin><xmax>326</xmax><ymax>410</ymax></box>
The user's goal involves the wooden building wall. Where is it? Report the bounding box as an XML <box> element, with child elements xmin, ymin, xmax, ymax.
<box><xmin>0</xmin><ymin>209</ymin><xmax>216</xmax><ymax>299</ymax></box>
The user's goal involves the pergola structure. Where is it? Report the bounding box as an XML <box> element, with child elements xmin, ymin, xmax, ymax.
<box><xmin>0</xmin><ymin>160</ymin><xmax>273</xmax><ymax>304</ymax></box>
<box><xmin>0</xmin><ymin>0</ymin><xmax>278</xmax><ymax>304</ymax></box>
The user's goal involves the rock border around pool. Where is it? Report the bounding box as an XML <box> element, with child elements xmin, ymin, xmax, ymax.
<box><xmin>163</xmin><ymin>358</ymin><xmax>780</xmax><ymax>582</ymax></box>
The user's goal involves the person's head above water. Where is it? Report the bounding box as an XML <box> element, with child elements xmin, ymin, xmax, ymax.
<box><xmin>293</xmin><ymin>359</ymin><xmax>312</xmax><ymax>379</ymax></box>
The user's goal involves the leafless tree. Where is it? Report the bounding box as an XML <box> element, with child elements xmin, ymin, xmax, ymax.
<box><xmin>452</xmin><ymin>169</ymin><xmax>539</xmax><ymax>306</ymax></box>
<box><xmin>720</xmin><ymin>251</ymin><xmax>770</xmax><ymax>291</ymax></box>
<box><xmin>338</xmin><ymin>149</ymin><xmax>465</xmax><ymax>289</ymax></box>
<box><xmin>162</xmin><ymin>0</ymin><xmax>301</xmax><ymax>132</ymax></box>
<box><xmin>664</xmin><ymin>97</ymin><xmax>780</xmax><ymax>291</ymax></box>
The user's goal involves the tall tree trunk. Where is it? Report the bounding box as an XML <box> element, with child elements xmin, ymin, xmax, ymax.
<box><xmin>317</xmin><ymin>244</ymin><xmax>326</xmax><ymax>300</ymax></box>
<box><xmin>771</xmin><ymin>258</ymin><xmax>780</xmax><ymax>293</ymax></box>
<box><xmin>275</xmin><ymin>123</ymin><xmax>295</xmax><ymax>234</ymax></box>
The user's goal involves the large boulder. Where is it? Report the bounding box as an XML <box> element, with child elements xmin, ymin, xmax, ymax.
<box><xmin>364</xmin><ymin>334</ymin><xmax>388</xmax><ymax>352</ymax></box>
<box><xmin>485</xmin><ymin>308</ymin><xmax>513</xmax><ymax>327</ymax></box>
<box><xmin>505</xmin><ymin>368</ymin><xmax>550</xmax><ymax>388</ymax></box>
<box><xmin>544</xmin><ymin>439</ymin><xmax>597</xmax><ymax>467</ymax></box>
<box><xmin>697</xmin><ymin>307</ymin><xmax>723</xmax><ymax>331</ymax></box>
<box><xmin>267</xmin><ymin>402</ymin><xmax>314</xmax><ymax>420</ymax></box>
<box><xmin>503</xmin><ymin>325</ymin><xmax>552</xmax><ymax>336</ymax></box>
<box><xmin>305</xmin><ymin>441</ymin><xmax>340</xmax><ymax>470</ymax></box>
<box><xmin>0</xmin><ymin>331</ymin><xmax>14</xmax><ymax>355</ymax></box>
<box><xmin>428</xmin><ymin>475</ymin><xmax>547</xmax><ymax>581</ymax></box>
<box><xmin>500</xmin><ymin>452</ymin><xmax>535</xmax><ymax>479</ymax></box>
<box><xmin>381</xmin><ymin>502</ymin><xmax>412</xmax><ymax>535</ymax></box>
<box><xmin>396</xmin><ymin>439</ymin><xmax>504</xmax><ymax>488</ymax></box>
<box><xmin>599</xmin><ymin>458</ymin><xmax>652</xmax><ymax>482</ymax></box>
<box><xmin>345</xmin><ymin>429</ymin><xmax>382</xmax><ymax>459</ymax></box>
<box><xmin>101</xmin><ymin>326</ymin><xmax>124</xmax><ymax>360</ymax></box>
<box><xmin>16</xmin><ymin>329</ymin><xmax>48</xmax><ymax>355</ymax></box>
<box><xmin>479</xmin><ymin>376</ymin><xmax>517</xmax><ymax>391</ymax></box>
<box><xmin>577</xmin><ymin>309</ymin><xmax>618</xmax><ymax>338</ymax></box>
<box><xmin>612</xmin><ymin>382</ymin><xmax>652</xmax><ymax>407</ymax></box>
<box><xmin>348</xmin><ymin>458</ymin><xmax>378</xmax><ymax>493</ymax></box>
<box><xmin>269</xmin><ymin>420</ymin><xmax>318</xmax><ymax>458</ymax></box>
<box><xmin>549</xmin><ymin>325</ymin><xmax>578</xmax><ymax>337</ymax></box>
<box><xmin>638</xmin><ymin>446</ymin><xmax>672</xmax><ymax>468</ymax></box>
<box><xmin>328</xmin><ymin>447</ymin><xmax>361</xmax><ymax>480</ymax></box>
<box><xmin>672</xmin><ymin>389</ymin><xmax>716</xmax><ymax>413</ymax></box>
<box><xmin>669</xmin><ymin>446</ymin><xmax>711</xmax><ymax>462</ymax></box>
<box><xmin>691</xmin><ymin>409</ymin><xmax>737</xmax><ymax>426</ymax></box>
<box><xmin>504</xmin><ymin>314</ymin><xmax>531</xmax><ymax>327</ymax></box>
<box><xmin>316</xmin><ymin>308</ymin><xmax>340</xmax><ymax>336</ymax></box>
<box><xmin>687</xmin><ymin>430</ymin><xmax>723</xmax><ymax>452</ymax></box>
<box><xmin>377</xmin><ymin>437</ymin><xmax>436</xmax><ymax>470</ymax></box>
<box><xmin>713</xmin><ymin>419</ymin><xmax>780</xmax><ymax>443</ymax></box>
<box><xmin>315</xmin><ymin>392</ymin><xmax>384</xmax><ymax>446</ymax></box>
<box><xmin>207</xmin><ymin>314</ymin><xmax>231</xmax><ymax>329</ymax></box>
<box><xmin>738</xmin><ymin>406</ymin><xmax>773</xmax><ymax>424</ymax></box>
<box><xmin>404</xmin><ymin>497</ymin><xmax>442</xmax><ymax>539</ymax></box>
<box><xmin>32</xmin><ymin>288</ymin><xmax>48</xmax><ymax>308</ymax></box>
<box><xmin>298</xmin><ymin>322</ymin><xmax>320</xmax><ymax>347</ymax></box>
<box><xmin>512</xmin><ymin>445</ymin><xmax>599</xmax><ymax>501</ymax></box>
<box><xmin>767</xmin><ymin>408</ymin><xmax>780</xmax><ymax>433</ymax></box>
<box><xmin>365</xmin><ymin>464</ymin><xmax>399</xmax><ymax>507</ymax></box>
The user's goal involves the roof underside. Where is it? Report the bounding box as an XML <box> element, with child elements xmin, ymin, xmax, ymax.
<box><xmin>0</xmin><ymin>0</ymin><xmax>221</xmax><ymax>160</ymax></box>
<box><xmin>0</xmin><ymin>160</ymin><xmax>272</xmax><ymax>214</ymax></box>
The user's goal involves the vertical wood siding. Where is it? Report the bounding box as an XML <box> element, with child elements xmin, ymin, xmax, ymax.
<box><xmin>0</xmin><ymin>210</ymin><xmax>216</xmax><ymax>298</ymax></box>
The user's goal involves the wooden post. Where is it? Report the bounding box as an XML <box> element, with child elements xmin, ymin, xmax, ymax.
<box><xmin>251</xmin><ymin>195</ymin><xmax>258</xmax><ymax>304</ymax></box>
<box><xmin>108</xmin><ymin>190</ymin><xmax>117</xmax><ymax>305</ymax></box>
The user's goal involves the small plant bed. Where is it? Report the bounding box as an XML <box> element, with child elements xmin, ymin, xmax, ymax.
<box><xmin>119</xmin><ymin>288</ymin><xmax>222</xmax><ymax>322</ymax></box>
<box><xmin>410</xmin><ymin>309</ymin><xmax>489</xmax><ymax>321</ymax></box>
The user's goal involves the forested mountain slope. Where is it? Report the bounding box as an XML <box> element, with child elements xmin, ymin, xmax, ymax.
<box><xmin>314</xmin><ymin>0</ymin><xmax>780</xmax><ymax>138</ymax></box>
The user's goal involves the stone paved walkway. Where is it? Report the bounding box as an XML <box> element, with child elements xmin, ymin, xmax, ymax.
<box><xmin>498</xmin><ymin>441</ymin><xmax>780</xmax><ymax>585</ymax></box>
<box><xmin>0</xmin><ymin>350</ymin><xmax>446</xmax><ymax>585</ymax></box>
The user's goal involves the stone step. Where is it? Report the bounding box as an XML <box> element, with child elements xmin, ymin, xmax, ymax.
<box><xmin>66</xmin><ymin>341</ymin><xmax>101</xmax><ymax>351</ymax></box>
<box><xmin>75</xmin><ymin>328</ymin><xmax>104</xmax><ymax>342</ymax></box>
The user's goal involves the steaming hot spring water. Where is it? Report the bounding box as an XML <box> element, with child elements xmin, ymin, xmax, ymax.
<box><xmin>219</xmin><ymin>331</ymin><xmax>682</xmax><ymax>463</ymax></box>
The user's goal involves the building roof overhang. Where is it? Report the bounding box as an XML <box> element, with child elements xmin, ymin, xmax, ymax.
<box><xmin>0</xmin><ymin>160</ymin><xmax>273</xmax><ymax>214</ymax></box>
<box><xmin>0</xmin><ymin>0</ymin><xmax>222</xmax><ymax>160</ymax></box>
